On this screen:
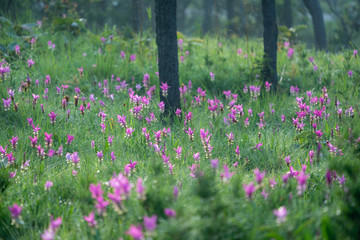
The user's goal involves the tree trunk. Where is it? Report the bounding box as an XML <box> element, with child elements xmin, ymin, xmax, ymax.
<box><xmin>227</xmin><ymin>0</ymin><xmax>236</xmax><ymax>36</ymax></box>
<box><xmin>303</xmin><ymin>0</ymin><xmax>327</xmax><ymax>50</ymax></box>
<box><xmin>261</xmin><ymin>0</ymin><xmax>278</xmax><ymax>91</ymax></box>
<box><xmin>155</xmin><ymin>0</ymin><xmax>181</xmax><ymax>119</ymax></box>
<box><xmin>282</xmin><ymin>0</ymin><xmax>293</xmax><ymax>28</ymax></box>
<box><xmin>132</xmin><ymin>0</ymin><xmax>140</xmax><ymax>33</ymax></box>
<box><xmin>238</xmin><ymin>0</ymin><xmax>246</xmax><ymax>36</ymax></box>
<box><xmin>202</xmin><ymin>0</ymin><xmax>214</xmax><ymax>35</ymax></box>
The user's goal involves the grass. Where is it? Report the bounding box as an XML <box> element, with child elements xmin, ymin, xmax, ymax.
<box><xmin>0</xmin><ymin>18</ymin><xmax>360</xmax><ymax>240</ymax></box>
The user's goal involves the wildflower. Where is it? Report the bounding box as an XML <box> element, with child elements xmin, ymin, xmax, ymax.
<box><xmin>269</xmin><ymin>177</ymin><xmax>277</xmax><ymax>188</ymax></box>
<box><xmin>45</xmin><ymin>181</ymin><xmax>53</xmax><ymax>190</ymax></box>
<box><xmin>144</xmin><ymin>215</ymin><xmax>157</xmax><ymax>232</ymax></box>
<box><xmin>2</xmin><ymin>98</ymin><xmax>11</xmax><ymax>110</ymax></box>
<box><xmin>210</xmin><ymin>159</ymin><xmax>219</xmax><ymax>169</ymax></box>
<box><xmin>164</xmin><ymin>208</ymin><xmax>176</xmax><ymax>218</ymax></box>
<box><xmin>309</xmin><ymin>150</ymin><xmax>314</xmax><ymax>164</ymax></box>
<box><xmin>96</xmin><ymin>151</ymin><xmax>104</xmax><ymax>161</ymax></box>
<box><xmin>255</xmin><ymin>143</ymin><xmax>263</xmax><ymax>151</ymax></box>
<box><xmin>261</xmin><ymin>189</ymin><xmax>269</xmax><ymax>199</ymax></box>
<box><xmin>315</xmin><ymin>129</ymin><xmax>323</xmax><ymax>138</ymax></box>
<box><xmin>44</xmin><ymin>132</ymin><xmax>53</xmax><ymax>148</ymax></box>
<box><xmin>9</xmin><ymin>136</ymin><xmax>19</xmax><ymax>150</ymax></box>
<box><xmin>235</xmin><ymin>146</ymin><xmax>240</xmax><ymax>159</ymax></box>
<box><xmin>160</xmin><ymin>82</ymin><xmax>170</xmax><ymax>97</ymax></box>
<box><xmin>193</xmin><ymin>152</ymin><xmax>200</xmax><ymax>162</ymax></box>
<box><xmin>226</xmin><ymin>132</ymin><xmax>234</xmax><ymax>145</ymax></box>
<box><xmin>108</xmin><ymin>135</ymin><xmax>114</xmax><ymax>145</ymax></box>
<box><xmin>287</xmin><ymin>48</ymin><xmax>294</xmax><ymax>58</ymax></box>
<box><xmin>72</xmin><ymin>170</ymin><xmax>77</xmax><ymax>176</ymax></box>
<box><xmin>265</xmin><ymin>81</ymin><xmax>271</xmax><ymax>91</ymax></box>
<box><xmin>126</xmin><ymin>225</ymin><xmax>143</xmax><ymax>240</ymax></box>
<box><xmin>284</xmin><ymin>156</ymin><xmax>291</xmax><ymax>164</ymax></box>
<box><xmin>254</xmin><ymin>168</ymin><xmax>265</xmax><ymax>184</ymax></box>
<box><xmin>158</xmin><ymin>101</ymin><xmax>165</xmax><ymax>113</ymax></box>
<box><xmin>348</xmin><ymin>70</ymin><xmax>353</xmax><ymax>77</ymax></box>
<box><xmin>110</xmin><ymin>151</ymin><xmax>116</xmax><ymax>162</ymax></box>
<box><xmin>243</xmin><ymin>182</ymin><xmax>256</xmax><ymax>199</ymax></box>
<box><xmin>185</xmin><ymin>127</ymin><xmax>195</xmax><ymax>141</ymax></box>
<box><xmin>296</xmin><ymin>171</ymin><xmax>309</xmax><ymax>195</ymax></box>
<box><xmin>273</xmin><ymin>206</ymin><xmax>287</xmax><ymax>224</ymax></box>
<box><xmin>125</xmin><ymin>127</ymin><xmax>135</xmax><ymax>138</ymax></box>
<box><xmin>325</xmin><ymin>170</ymin><xmax>332</xmax><ymax>186</ymax></box>
<box><xmin>174</xmin><ymin>146</ymin><xmax>182</xmax><ymax>159</ymax></box>
<box><xmin>173</xmin><ymin>185</ymin><xmax>179</xmax><ymax>200</ymax></box>
<box><xmin>136</xmin><ymin>178</ymin><xmax>145</xmax><ymax>199</ymax></box>
<box><xmin>84</xmin><ymin>211</ymin><xmax>97</xmax><ymax>228</ymax></box>
<box><xmin>130</xmin><ymin>54</ymin><xmax>137</xmax><ymax>62</ymax></box>
<box><xmin>221</xmin><ymin>164</ymin><xmax>234</xmax><ymax>182</ymax></box>
<box><xmin>27</xmin><ymin>58</ymin><xmax>35</xmax><ymax>68</ymax></box>
<box><xmin>209</xmin><ymin>72</ymin><xmax>215</xmax><ymax>81</ymax></box>
<box><xmin>71</xmin><ymin>152</ymin><xmax>80</xmax><ymax>165</ymax></box>
<box><xmin>48</xmin><ymin>112</ymin><xmax>58</xmax><ymax>124</ymax></box>
<box><xmin>338</xmin><ymin>175</ymin><xmax>346</xmax><ymax>186</ymax></box>
<box><xmin>9</xmin><ymin>203</ymin><xmax>22</xmax><ymax>219</ymax></box>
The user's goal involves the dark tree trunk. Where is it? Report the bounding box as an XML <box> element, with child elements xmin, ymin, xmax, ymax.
<box><xmin>202</xmin><ymin>0</ymin><xmax>214</xmax><ymax>35</ymax></box>
<box><xmin>282</xmin><ymin>0</ymin><xmax>293</xmax><ymax>28</ymax></box>
<box><xmin>238</xmin><ymin>0</ymin><xmax>246</xmax><ymax>36</ymax></box>
<box><xmin>155</xmin><ymin>0</ymin><xmax>181</xmax><ymax>119</ymax></box>
<box><xmin>227</xmin><ymin>0</ymin><xmax>236</xmax><ymax>36</ymax></box>
<box><xmin>132</xmin><ymin>0</ymin><xmax>140</xmax><ymax>32</ymax></box>
<box><xmin>261</xmin><ymin>0</ymin><xmax>278</xmax><ymax>91</ymax></box>
<box><xmin>303</xmin><ymin>0</ymin><xmax>327</xmax><ymax>50</ymax></box>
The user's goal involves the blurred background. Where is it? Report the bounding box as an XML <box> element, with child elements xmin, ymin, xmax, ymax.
<box><xmin>1</xmin><ymin>0</ymin><xmax>359</xmax><ymax>50</ymax></box>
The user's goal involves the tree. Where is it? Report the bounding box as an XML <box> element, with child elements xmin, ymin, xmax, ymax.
<box><xmin>226</xmin><ymin>0</ymin><xmax>236</xmax><ymax>36</ymax></box>
<box><xmin>261</xmin><ymin>0</ymin><xmax>278</xmax><ymax>91</ymax></box>
<box><xmin>202</xmin><ymin>0</ymin><xmax>214</xmax><ymax>35</ymax></box>
<box><xmin>155</xmin><ymin>0</ymin><xmax>181</xmax><ymax>119</ymax></box>
<box><xmin>132</xmin><ymin>0</ymin><xmax>140</xmax><ymax>33</ymax></box>
<box><xmin>281</xmin><ymin>0</ymin><xmax>293</xmax><ymax>28</ymax></box>
<box><xmin>303</xmin><ymin>0</ymin><xmax>327</xmax><ymax>50</ymax></box>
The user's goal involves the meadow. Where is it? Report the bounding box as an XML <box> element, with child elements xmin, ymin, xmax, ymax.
<box><xmin>1</xmin><ymin>18</ymin><xmax>360</xmax><ymax>240</ymax></box>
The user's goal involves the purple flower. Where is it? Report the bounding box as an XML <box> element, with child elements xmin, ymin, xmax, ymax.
<box><xmin>27</xmin><ymin>58</ymin><xmax>35</xmax><ymax>68</ymax></box>
<box><xmin>84</xmin><ymin>211</ymin><xmax>97</xmax><ymax>227</ymax></box>
<box><xmin>125</xmin><ymin>127</ymin><xmax>135</xmax><ymax>138</ymax></box>
<box><xmin>348</xmin><ymin>70</ymin><xmax>353</xmax><ymax>77</ymax></box>
<box><xmin>48</xmin><ymin>112</ymin><xmax>58</xmax><ymax>124</ymax></box>
<box><xmin>273</xmin><ymin>206</ymin><xmax>287</xmax><ymax>224</ymax></box>
<box><xmin>9</xmin><ymin>136</ymin><xmax>19</xmax><ymax>150</ymax></box>
<box><xmin>2</xmin><ymin>98</ymin><xmax>12</xmax><ymax>110</ymax></box>
<box><xmin>243</xmin><ymin>182</ymin><xmax>256</xmax><ymax>199</ymax></box>
<box><xmin>9</xmin><ymin>203</ymin><xmax>22</xmax><ymax>218</ymax></box>
<box><xmin>45</xmin><ymin>181</ymin><xmax>53</xmax><ymax>190</ymax></box>
<box><xmin>254</xmin><ymin>168</ymin><xmax>265</xmax><ymax>184</ymax></box>
<box><xmin>144</xmin><ymin>215</ymin><xmax>157</xmax><ymax>232</ymax></box>
<box><xmin>126</xmin><ymin>225</ymin><xmax>143</xmax><ymax>240</ymax></box>
<box><xmin>136</xmin><ymin>178</ymin><xmax>145</xmax><ymax>199</ymax></box>
<box><xmin>221</xmin><ymin>164</ymin><xmax>234</xmax><ymax>182</ymax></box>
<box><xmin>296</xmin><ymin>171</ymin><xmax>309</xmax><ymax>195</ymax></box>
<box><xmin>130</xmin><ymin>54</ymin><xmax>137</xmax><ymax>62</ymax></box>
<box><xmin>164</xmin><ymin>208</ymin><xmax>176</xmax><ymax>218</ymax></box>
<box><xmin>210</xmin><ymin>159</ymin><xmax>219</xmax><ymax>169</ymax></box>
<box><xmin>96</xmin><ymin>151</ymin><xmax>103</xmax><ymax>160</ymax></box>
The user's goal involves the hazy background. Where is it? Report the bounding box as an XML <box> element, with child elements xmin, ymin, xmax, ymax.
<box><xmin>1</xmin><ymin>0</ymin><xmax>360</xmax><ymax>50</ymax></box>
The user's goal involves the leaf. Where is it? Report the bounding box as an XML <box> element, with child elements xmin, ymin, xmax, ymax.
<box><xmin>0</xmin><ymin>17</ymin><xmax>13</xmax><ymax>27</ymax></box>
<box><xmin>321</xmin><ymin>216</ymin><xmax>336</xmax><ymax>240</ymax></box>
<box><xmin>0</xmin><ymin>44</ymin><xmax>7</xmax><ymax>54</ymax></box>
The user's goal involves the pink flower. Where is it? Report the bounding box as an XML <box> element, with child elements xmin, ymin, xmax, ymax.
<box><xmin>84</xmin><ymin>211</ymin><xmax>97</xmax><ymax>227</ymax></box>
<box><xmin>273</xmin><ymin>206</ymin><xmax>287</xmax><ymax>224</ymax></box>
<box><xmin>9</xmin><ymin>203</ymin><xmax>22</xmax><ymax>218</ymax></box>
<box><xmin>144</xmin><ymin>215</ymin><xmax>157</xmax><ymax>232</ymax></box>
<box><xmin>45</xmin><ymin>181</ymin><xmax>53</xmax><ymax>190</ymax></box>
<box><xmin>164</xmin><ymin>208</ymin><xmax>176</xmax><ymax>218</ymax></box>
<box><xmin>243</xmin><ymin>182</ymin><xmax>256</xmax><ymax>199</ymax></box>
<box><xmin>254</xmin><ymin>168</ymin><xmax>265</xmax><ymax>184</ymax></box>
<box><xmin>125</xmin><ymin>127</ymin><xmax>135</xmax><ymax>138</ymax></box>
<box><xmin>221</xmin><ymin>164</ymin><xmax>234</xmax><ymax>182</ymax></box>
<box><xmin>127</xmin><ymin>225</ymin><xmax>143</xmax><ymax>240</ymax></box>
